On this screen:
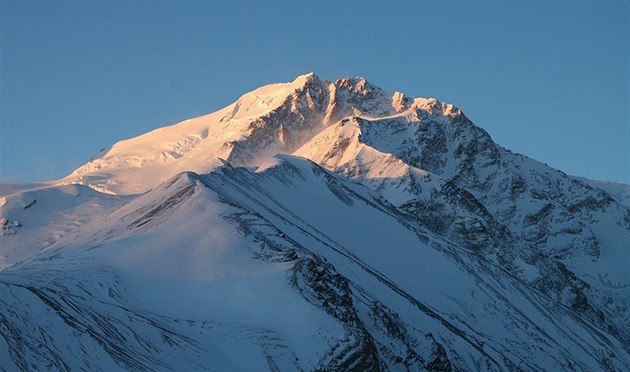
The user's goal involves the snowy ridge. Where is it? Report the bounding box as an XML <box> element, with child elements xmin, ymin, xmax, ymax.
<box><xmin>0</xmin><ymin>184</ymin><xmax>130</xmax><ymax>270</ymax></box>
<box><xmin>578</xmin><ymin>177</ymin><xmax>630</xmax><ymax>208</ymax></box>
<box><xmin>2</xmin><ymin>74</ymin><xmax>629</xmax><ymax>370</ymax></box>
<box><xmin>4</xmin><ymin>157</ymin><xmax>629</xmax><ymax>370</ymax></box>
<box><xmin>62</xmin><ymin>73</ymin><xmax>440</xmax><ymax>195</ymax></box>
<box><xmin>292</xmin><ymin>90</ymin><xmax>630</xmax><ymax>350</ymax></box>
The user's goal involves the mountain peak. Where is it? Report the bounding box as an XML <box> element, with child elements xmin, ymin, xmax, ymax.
<box><xmin>60</xmin><ymin>74</ymin><xmax>471</xmax><ymax>194</ymax></box>
<box><xmin>334</xmin><ymin>76</ymin><xmax>381</xmax><ymax>96</ymax></box>
<box><xmin>293</xmin><ymin>71</ymin><xmax>319</xmax><ymax>84</ymax></box>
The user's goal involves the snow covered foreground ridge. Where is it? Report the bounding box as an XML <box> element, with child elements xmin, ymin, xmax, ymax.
<box><xmin>1</xmin><ymin>74</ymin><xmax>629</xmax><ymax>371</ymax></box>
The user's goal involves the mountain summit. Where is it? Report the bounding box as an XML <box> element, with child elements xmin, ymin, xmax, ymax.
<box><xmin>2</xmin><ymin>74</ymin><xmax>629</xmax><ymax>371</ymax></box>
<box><xmin>64</xmin><ymin>73</ymin><xmax>458</xmax><ymax>195</ymax></box>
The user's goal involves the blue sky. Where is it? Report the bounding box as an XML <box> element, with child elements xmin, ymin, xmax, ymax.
<box><xmin>1</xmin><ymin>1</ymin><xmax>628</xmax><ymax>183</ymax></box>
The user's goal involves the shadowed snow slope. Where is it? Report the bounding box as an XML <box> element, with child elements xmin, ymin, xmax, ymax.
<box><xmin>3</xmin><ymin>157</ymin><xmax>629</xmax><ymax>370</ymax></box>
<box><xmin>2</xmin><ymin>74</ymin><xmax>629</xmax><ymax>371</ymax></box>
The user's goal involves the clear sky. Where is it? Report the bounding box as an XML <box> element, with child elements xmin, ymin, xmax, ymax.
<box><xmin>1</xmin><ymin>1</ymin><xmax>628</xmax><ymax>184</ymax></box>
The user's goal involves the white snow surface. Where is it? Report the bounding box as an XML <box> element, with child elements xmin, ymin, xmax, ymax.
<box><xmin>0</xmin><ymin>183</ymin><xmax>130</xmax><ymax>270</ymax></box>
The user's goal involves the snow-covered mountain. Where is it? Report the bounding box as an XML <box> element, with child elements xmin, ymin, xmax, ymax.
<box><xmin>2</xmin><ymin>73</ymin><xmax>629</xmax><ymax>371</ymax></box>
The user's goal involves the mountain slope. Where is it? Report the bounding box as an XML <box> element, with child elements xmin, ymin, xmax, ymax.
<box><xmin>0</xmin><ymin>184</ymin><xmax>130</xmax><ymax>270</ymax></box>
<box><xmin>3</xmin><ymin>156</ymin><xmax>628</xmax><ymax>370</ymax></box>
<box><xmin>62</xmin><ymin>74</ymin><xmax>420</xmax><ymax>195</ymax></box>
<box><xmin>292</xmin><ymin>102</ymin><xmax>630</xmax><ymax>348</ymax></box>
